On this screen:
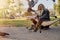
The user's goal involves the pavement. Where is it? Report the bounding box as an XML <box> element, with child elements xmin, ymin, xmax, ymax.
<box><xmin>0</xmin><ymin>26</ymin><xmax>60</xmax><ymax>40</ymax></box>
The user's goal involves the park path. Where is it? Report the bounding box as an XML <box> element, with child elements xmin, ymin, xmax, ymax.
<box><xmin>0</xmin><ymin>26</ymin><xmax>60</xmax><ymax>40</ymax></box>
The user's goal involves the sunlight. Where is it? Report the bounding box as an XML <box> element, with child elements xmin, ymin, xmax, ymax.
<box><xmin>0</xmin><ymin>0</ymin><xmax>8</xmax><ymax>8</ymax></box>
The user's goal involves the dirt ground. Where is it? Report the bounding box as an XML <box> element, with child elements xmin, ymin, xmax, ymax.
<box><xmin>0</xmin><ymin>26</ymin><xmax>60</xmax><ymax>40</ymax></box>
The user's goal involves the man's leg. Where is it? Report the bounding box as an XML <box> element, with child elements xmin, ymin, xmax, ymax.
<box><xmin>34</xmin><ymin>19</ymin><xmax>43</xmax><ymax>32</ymax></box>
<box><xmin>41</xmin><ymin>26</ymin><xmax>45</xmax><ymax>29</ymax></box>
<box><xmin>43</xmin><ymin>26</ymin><xmax>49</xmax><ymax>30</ymax></box>
<box><xmin>29</xmin><ymin>18</ymin><xmax>37</xmax><ymax>30</ymax></box>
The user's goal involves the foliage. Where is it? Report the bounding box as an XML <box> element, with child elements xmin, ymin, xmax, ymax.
<box><xmin>0</xmin><ymin>0</ymin><xmax>24</xmax><ymax>19</ymax></box>
<box><xmin>55</xmin><ymin>0</ymin><xmax>60</xmax><ymax>15</ymax></box>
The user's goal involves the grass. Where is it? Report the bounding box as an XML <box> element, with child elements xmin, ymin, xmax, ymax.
<box><xmin>0</xmin><ymin>16</ymin><xmax>60</xmax><ymax>27</ymax></box>
<box><xmin>0</xmin><ymin>19</ymin><xmax>32</xmax><ymax>27</ymax></box>
<box><xmin>50</xmin><ymin>17</ymin><xmax>60</xmax><ymax>26</ymax></box>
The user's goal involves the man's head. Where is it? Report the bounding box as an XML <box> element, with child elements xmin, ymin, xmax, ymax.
<box><xmin>38</xmin><ymin>4</ymin><xmax>45</xmax><ymax>10</ymax></box>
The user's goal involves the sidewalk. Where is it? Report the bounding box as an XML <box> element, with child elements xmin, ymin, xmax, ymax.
<box><xmin>0</xmin><ymin>26</ymin><xmax>60</xmax><ymax>40</ymax></box>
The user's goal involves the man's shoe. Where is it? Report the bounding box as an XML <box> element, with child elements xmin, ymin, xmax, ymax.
<box><xmin>33</xmin><ymin>28</ymin><xmax>38</xmax><ymax>32</ymax></box>
<box><xmin>29</xmin><ymin>25</ymin><xmax>34</xmax><ymax>30</ymax></box>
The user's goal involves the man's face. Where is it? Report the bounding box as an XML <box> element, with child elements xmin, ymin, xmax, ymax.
<box><xmin>38</xmin><ymin>5</ymin><xmax>43</xmax><ymax>10</ymax></box>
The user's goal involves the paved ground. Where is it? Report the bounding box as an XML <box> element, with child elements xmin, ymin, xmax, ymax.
<box><xmin>0</xmin><ymin>26</ymin><xmax>60</xmax><ymax>40</ymax></box>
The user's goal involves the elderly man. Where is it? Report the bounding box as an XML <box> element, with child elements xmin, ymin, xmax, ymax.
<box><xmin>28</xmin><ymin>4</ymin><xmax>50</xmax><ymax>33</ymax></box>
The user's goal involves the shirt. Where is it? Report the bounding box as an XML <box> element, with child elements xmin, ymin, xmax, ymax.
<box><xmin>35</xmin><ymin>10</ymin><xmax>43</xmax><ymax>17</ymax></box>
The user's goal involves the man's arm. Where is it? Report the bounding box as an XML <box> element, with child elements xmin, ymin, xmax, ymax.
<box><xmin>31</xmin><ymin>9</ymin><xmax>38</xmax><ymax>15</ymax></box>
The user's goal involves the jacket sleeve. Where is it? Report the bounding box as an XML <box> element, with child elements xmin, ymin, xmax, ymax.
<box><xmin>40</xmin><ymin>9</ymin><xmax>50</xmax><ymax>19</ymax></box>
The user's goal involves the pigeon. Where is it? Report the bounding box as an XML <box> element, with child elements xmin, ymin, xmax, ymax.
<box><xmin>0</xmin><ymin>32</ymin><xmax>9</xmax><ymax>36</ymax></box>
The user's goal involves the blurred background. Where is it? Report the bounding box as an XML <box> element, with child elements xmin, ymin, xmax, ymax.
<box><xmin>0</xmin><ymin>0</ymin><xmax>59</xmax><ymax>27</ymax></box>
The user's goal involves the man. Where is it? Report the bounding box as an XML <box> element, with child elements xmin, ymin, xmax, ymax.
<box><xmin>29</xmin><ymin>4</ymin><xmax>50</xmax><ymax>33</ymax></box>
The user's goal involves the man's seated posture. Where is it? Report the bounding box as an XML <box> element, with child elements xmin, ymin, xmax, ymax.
<box><xmin>27</xmin><ymin>4</ymin><xmax>50</xmax><ymax>33</ymax></box>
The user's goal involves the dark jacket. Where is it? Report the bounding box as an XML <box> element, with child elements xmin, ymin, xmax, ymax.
<box><xmin>40</xmin><ymin>9</ymin><xmax>50</xmax><ymax>21</ymax></box>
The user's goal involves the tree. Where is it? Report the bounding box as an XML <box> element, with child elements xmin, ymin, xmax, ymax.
<box><xmin>7</xmin><ymin>0</ymin><xmax>23</xmax><ymax>19</ymax></box>
<box><xmin>57</xmin><ymin>0</ymin><xmax>60</xmax><ymax>15</ymax></box>
<box><xmin>55</xmin><ymin>0</ymin><xmax>60</xmax><ymax>16</ymax></box>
